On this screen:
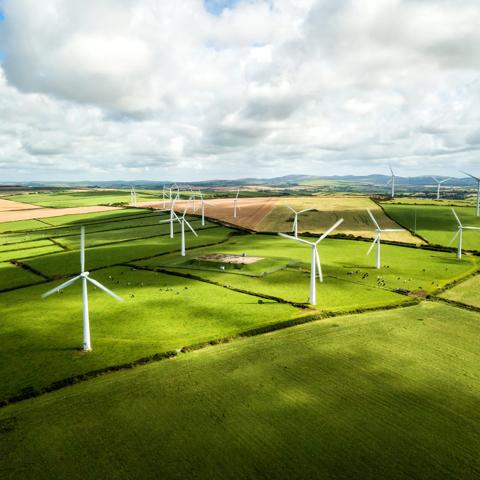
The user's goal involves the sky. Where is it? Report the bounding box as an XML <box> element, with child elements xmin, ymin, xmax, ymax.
<box><xmin>0</xmin><ymin>0</ymin><xmax>480</xmax><ymax>182</ymax></box>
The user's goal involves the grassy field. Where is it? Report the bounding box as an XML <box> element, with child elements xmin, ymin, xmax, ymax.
<box><xmin>135</xmin><ymin>234</ymin><xmax>477</xmax><ymax>304</ymax></box>
<box><xmin>1</xmin><ymin>302</ymin><xmax>479</xmax><ymax>479</ymax></box>
<box><xmin>382</xmin><ymin>197</ymin><xmax>476</xmax><ymax>207</ymax></box>
<box><xmin>440</xmin><ymin>274</ymin><xmax>480</xmax><ymax>308</ymax></box>
<box><xmin>257</xmin><ymin>196</ymin><xmax>420</xmax><ymax>243</ymax></box>
<box><xmin>5</xmin><ymin>190</ymin><xmax>158</xmax><ymax>208</ymax></box>
<box><xmin>1</xmin><ymin>192</ymin><xmax>480</xmax><ymax>479</ymax></box>
<box><xmin>381</xmin><ymin>204</ymin><xmax>480</xmax><ymax>250</ymax></box>
<box><xmin>0</xmin><ymin>266</ymin><xmax>300</xmax><ymax>400</ymax></box>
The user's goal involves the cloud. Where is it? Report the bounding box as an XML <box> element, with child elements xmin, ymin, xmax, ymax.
<box><xmin>0</xmin><ymin>0</ymin><xmax>480</xmax><ymax>181</ymax></box>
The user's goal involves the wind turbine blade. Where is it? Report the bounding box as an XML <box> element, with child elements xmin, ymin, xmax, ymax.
<box><xmin>463</xmin><ymin>226</ymin><xmax>480</xmax><ymax>231</ymax></box>
<box><xmin>86</xmin><ymin>277</ymin><xmax>123</xmax><ymax>302</ymax></box>
<box><xmin>451</xmin><ymin>208</ymin><xmax>462</xmax><ymax>227</ymax></box>
<box><xmin>286</xmin><ymin>205</ymin><xmax>297</xmax><ymax>214</ymax></box>
<box><xmin>80</xmin><ymin>227</ymin><xmax>85</xmax><ymax>273</ymax></box>
<box><xmin>440</xmin><ymin>178</ymin><xmax>451</xmax><ymax>184</ymax></box>
<box><xmin>278</xmin><ymin>232</ymin><xmax>314</xmax><ymax>246</ymax></box>
<box><xmin>386</xmin><ymin>177</ymin><xmax>392</xmax><ymax>185</ymax></box>
<box><xmin>183</xmin><ymin>219</ymin><xmax>198</xmax><ymax>237</ymax></box>
<box><xmin>236</xmin><ymin>189</ymin><xmax>239</xmax><ymax>199</ymax></box>
<box><xmin>367</xmin><ymin>236</ymin><xmax>379</xmax><ymax>255</ymax></box>
<box><xmin>366</xmin><ymin>209</ymin><xmax>381</xmax><ymax>230</ymax></box>
<box><xmin>447</xmin><ymin>229</ymin><xmax>460</xmax><ymax>247</ymax></box>
<box><xmin>298</xmin><ymin>208</ymin><xmax>314</xmax><ymax>214</ymax></box>
<box><xmin>461</xmin><ymin>171</ymin><xmax>480</xmax><ymax>182</ymax></box>
<box><xmin>315</xmin><ymin>247</ymin><xmax>322</xmax><ymax>281</ymax></box>
<box><xmin>159</xmin><ymin>219</ymin><xmax>172</xmax><ymax>224</ymax></box>
<box><xmin>431</xmin><ymin>177</ymin><xmax>439</xmax><ymax>184</ymax></box>
<box><xmin>42</xmin><ymin>275</ymin><xmax>82</xmax><ymax>298</ymax></box>
<box><xmin>381</xmin><ymin>228</ymin><xmax>405</xmax><ymax>232</ymax></box>
<box><xmin>317</xmin><ymin>218</ymin><xmax>344</xmax><ymax>243</ymax></box>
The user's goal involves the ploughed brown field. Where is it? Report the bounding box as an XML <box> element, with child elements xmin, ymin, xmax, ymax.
<box><xmin>138</xmin><ymin>197</ymin><xmax>280</xmax><ymax>230</ymax></box>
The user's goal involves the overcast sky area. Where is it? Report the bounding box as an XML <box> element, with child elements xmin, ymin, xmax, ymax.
<box><xmin>1</xmin><ymin>0</ymin><xmax>480</xmax><ymax>182</ymax></box>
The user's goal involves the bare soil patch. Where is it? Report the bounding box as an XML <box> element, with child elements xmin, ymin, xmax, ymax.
<box><xmin>0</xmin><ymin>199</ymin><xmax>43</xmax><ymax>212</ymax></box>
<box><xmin>197</xmin><ymin>253</ymin><xmax>264</xmax><ymax>264</ymax></box>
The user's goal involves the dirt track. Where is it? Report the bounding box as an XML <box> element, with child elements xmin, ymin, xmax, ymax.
<box><xmin>0</xmin><ymin>199</ymin><xmax>121</xmax><ymax>223</ymax></box>
<box><xmin>138</xmin><ymin>197</ymin><xmax>280</xmax><ymax>230</ymax></box>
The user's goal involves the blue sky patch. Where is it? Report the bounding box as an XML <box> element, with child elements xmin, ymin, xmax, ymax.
<box><xmin>204</xmin><ymin>0</ymin><xmax>240</xmax><ymax>15</ymax></box>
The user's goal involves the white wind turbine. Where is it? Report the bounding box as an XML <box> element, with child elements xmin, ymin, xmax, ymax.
<box><xmin>279</xmin><ymin>218</ymin><xmax>344</xmax><ymax>305</ymax></box>
<box><xmin>178</xmin><ymin>207</ymin><xmax>198</xmax><ymax>256</ymax></box>
<box><xmin>41</xmin><ymin>227</ymin><xmax>123</xmax><ymax>352</ymax></box>
<box><xmin>387</xmin><ymin>166</ymin><xmax>396</xmax><ymax>198</ymax></box>
<box><xmin>461</xmin><ymin>171</ymin><xmax>480</xmax><ymax>217</ymax></box>
<box><xmin>287</xmin><ymin>205</ymin><xmax>314</xmax><ymax>238</ymax></box>
<box><xmin>449</xmin><ymin>208</ymin><xmax>480</xmax><ymax>259</ymax></box>
<box><xmin>130</xmin><ymin>186</ymin><xmax>137</xmax><ymax>207</ymax></box>
<box><xmin>162</xmin><ymin>184</ymin><xmax>166</xmax><ymax>209</ymax></box>
<box><xmin>233</xmin><ymin>189</ymin><xmax>240</xmax><ymax>218</ymax></box>
<box><xmin>431</xmin><ymin>177</ymin><xmax>451</xmax><ymax>200</ymax></box>
<box><xmin>199</xmin><ymin>191</ymin><xmax>206</xmax><ymax>226</ymax></box>
<box><xmin>160</xmin><ymin>199</ymin><xmax>180</xmax><ymax>239</ymax></box>
<box><xmin>366</xmin><ymin>209</ymin><xmax>405</xmax><ymax>269</ymax></box>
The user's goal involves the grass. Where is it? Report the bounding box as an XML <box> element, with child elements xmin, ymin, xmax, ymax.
<box><xmin>382</xmin><ymin>197</ymin><xmax>477</xmax><ymax>207</ymax></box>
<box><xmin>0</xmin><ymin>266</ymin><xmax>300</xmax><ymax>400</ymax></box>
<box><xmin>0</xmin><ymin>262</ymin><xmax>45</xmax><ymax>291</ymax></box>
<box><xmin>258</xmin><ymin>196</ymin><xmax>420</xmax><ymax>243</ymax></box>
<box><xmin>1</xmin><ymin>302</ymin><xmax>479</xmax><ymax>479</ymax></box>
<box><xmin>5</xmin><ymin>190</ymin><xmax>158</xmax><ymax>208</ymax></box>
<box><xmin>135</xmin><ymin>234</ymin><xmax>477</xmax><ymax>305</ymax></box>
<box><xmin>440</xmin><ymin>274</ymin><xmax>480</xmax><ymax>308</ymax></box>
<box><xmin>381</xmin><ymin>204</ymin><xmax>480</xmax><ymax>250</ymax></box>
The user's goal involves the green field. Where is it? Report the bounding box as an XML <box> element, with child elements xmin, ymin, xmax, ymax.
<box><xmin>1</xmin><ymin>193</ymin><xmax>480</xmax><ymax>479</ymax></box>
<box><xmin>440</xmin><ymin>274</ymin><xmax>480</xmax><ymax>308</ymax></box>
<box><xmin>381</xmin><ymin>203</ymin><xmax>480</xmax><ymax>250</ymax></box>
<box><xmin>5</xmin><ymin>190</ymin><xmax>158</xmax><ymax>208</ymax></box>
<box><xmin>1</xmin><ymin>302</ymin><xmax>479</xmax><ymax>479</ymax></box>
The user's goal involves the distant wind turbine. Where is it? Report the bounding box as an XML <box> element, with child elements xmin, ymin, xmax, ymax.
<box><xmin>449</xmin><ymin>208</ymin><xmax>480</xmax><ymax>259</ymax></box>
<box><xmin>130</xmin><ymin>186</ymin><xmax>137</xmax><ymax>207</ymax></box>
<box><xmin>233</xmin><ymin>189</ymin><xmax>240</xmax><ymax>218</ymax></box>
<box><xmin>366</xmin><ymin>209</ymin><xmax>405</xmax><ymax>269</ymax></box>
<box><xmin>279</xmin><ymin>219</ymin><xmax>344</xmax><ymax>305</ymax></box>
<box><xmin>461</xmin><ymin>171</ymin><xmax>480</xmax><ymax>217</ymax></box>
<box><xmin>431</xmin><ymin>177</ymin><xmax>451</xmax><ymax>200</ymax></box>
<box><xmin>286</xmin><ymin>205</ymin><xmax>313</xmax><ymax>238</ymax></box>
<box><xmin>41</xmin><ymin>227</ymin><xmax>123</xmax><ymax>351</ymax></box>
<box><xmin>387</xmin><ymin>166</ymin><xmax>396</xmax><ymax>198</ymax></box>
<box><xmin>160</xmin><ymin>199</ymin><xmax>180</xmax><ymax>239</ymax></box>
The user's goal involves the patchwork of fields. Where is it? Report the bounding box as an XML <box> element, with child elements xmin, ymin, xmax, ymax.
<box><xmin>1</xmin><ymin>190</ymin><xmax>480</xmax><ymax>479</ymax></box>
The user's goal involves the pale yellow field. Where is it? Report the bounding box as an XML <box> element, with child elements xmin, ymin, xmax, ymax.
<box><xmin>257</xmin><ymin>196</ymin><xmax>422</xmax><ymax>244</ymax></box>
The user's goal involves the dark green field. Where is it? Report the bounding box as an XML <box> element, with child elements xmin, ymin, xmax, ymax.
<box><xmin>1</xmin><ymin>302</ymin><xmax>479</xmax><ymax>479</ymax></box>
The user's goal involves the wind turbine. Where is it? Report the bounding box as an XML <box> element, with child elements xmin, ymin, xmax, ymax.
<box><xmin>162</xmin><ymin>185</ymin><xmax>166</xmax><ymax>209</ymax></box>
<box><xmin>431</xmin><ymin>177</ymin><xmax>451</xmax><ymax>200</ymax></box>
<box><xmin>130</xmin><ymin>186</ymin><xmax>137</xmax><ymax>207</ymax></box>
<box><xmin>199</xmin><ymin>191</ymin><xmax>206</xmax><ymax>226</ymax></box>
<box><xmin>41</xmin><ymin>227</ymin><xmax>123</xmax><ymax>352</ymax></box>
<box><xmin>278</xmin><ymin>219</ymin><xmax>344</xmax><ymax>305</ymax></box>
<box><xmin>387</xmin><ymin>166</ymin><xmax>396</xmax><ymax>198</ymax></box>
<box><xmin>461</xmin><ymin>171</ymin><xmax>480</xmax><ymax>217</ymax></box>
<box><xmin>286</xmin><ymin>205</ymin><xmax>314</xmax><ymax>238</ymax></box>
<box><xmin>233</xmin><ymin>189</ymin><xmax>240</xmax><ymax>218</ymax></box>
<box><xmin>178</xmin><ymin>208</ymin><xmax>198</xmax><ymax>256</ymax></box>
<box><xmin>160</xmin><ymin>199</ymin><xmax>180</xmax><ymax>239</ymax></box>
<box><xmin>366</xmin><ymin>209</ymin><xmax>405</xmax><ymax>269</ymax></box>
<box><xmin>449</xmin><ymin>208</ymin><xmax>480</xmax><ymax>259</ymax></box>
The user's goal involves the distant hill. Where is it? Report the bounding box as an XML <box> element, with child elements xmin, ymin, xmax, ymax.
<box><xmin>0</xmin><ymin>174</ymin><xmax>475</xmax><ymax>189</ymax></box>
